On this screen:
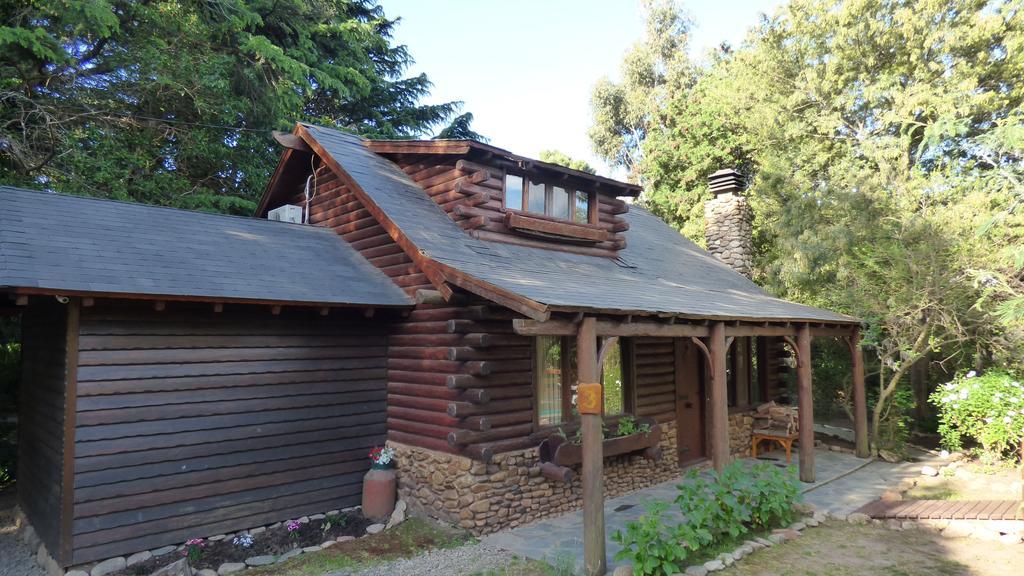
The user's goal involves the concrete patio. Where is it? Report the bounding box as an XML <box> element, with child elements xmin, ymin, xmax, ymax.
<box><xmin>482</xmin><ymin>448</ymin><xmax>945</xmax><ymax>570</ymax></box>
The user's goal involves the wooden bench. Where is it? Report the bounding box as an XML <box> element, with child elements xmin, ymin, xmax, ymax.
<box><xmin>751</xmin><ymin>429</ymin><xmax>800</xmax><ymax>464</ymax></box>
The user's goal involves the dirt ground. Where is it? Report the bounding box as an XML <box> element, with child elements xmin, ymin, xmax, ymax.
<box><xmin>718</xmin><ymin>521</ymin><xmax>1023</xmax><ymax>576</ymax></box>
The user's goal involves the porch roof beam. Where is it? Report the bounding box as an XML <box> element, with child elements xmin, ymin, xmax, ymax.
<box><xmin>514</xmin><ymin>317</ymin><xmax>857</xmax><ymax>339</ymax></box>
<box><xmin>513</xmin><ymin>318</ymin><xmax>710</xmax><ymax>338</ymax></box>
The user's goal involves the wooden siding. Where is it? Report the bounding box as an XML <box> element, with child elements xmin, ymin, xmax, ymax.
<box><xmin>388</xmin><ymin>155</ymin><xmax>629</xmax><ymax>257</ymax></box>
<box><xmin>633</xmin><ymin>337</ymin><xmax>677</xmax><ymax>423</ymax></box>
<box><xmin>18</xmin><ymin>298</ymin><xmax>70</xmax><ymax>562</ymax></box>
<box><xmin>69</xmin><ymin>304</ymin><xmax>387</xmax><ymax>564</ymax></box>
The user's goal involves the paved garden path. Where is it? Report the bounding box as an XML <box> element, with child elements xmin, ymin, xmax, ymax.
<box><xmin>482</xmin><ymin>447</ymin><xmax>945</xmax><ymax>571</ymax></box>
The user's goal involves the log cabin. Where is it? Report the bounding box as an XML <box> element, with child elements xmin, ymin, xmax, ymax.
<box><xmin>1</xmin><ymin>122</ymin><xmax>868</xmax><ymax>571</ymax></box>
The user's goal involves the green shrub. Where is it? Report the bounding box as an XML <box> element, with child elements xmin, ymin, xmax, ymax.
<box><xmin>612</xmin><ymin>461</ymin><xmax>801</xmax><ymax>575</ymax></box>
<box><xmin>931</xmin><ymin>370</ymin><xmax>1024</xmax><ymax>461</ymax></box>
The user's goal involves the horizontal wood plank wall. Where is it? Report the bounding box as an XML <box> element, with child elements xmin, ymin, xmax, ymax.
<box><xmin>70</xmin><ymin>304</ymin><xmax>387</xmax><ymax>564</ymax></box>
<box><xmin>287</xmin><ymin>164</ymin><xmax>432</xmax><ymax>294</ymax></box>
<box><xmin>633</xmin><ymin>337</ymin><xmax>676</xmax><ymax>423</ymax></box>
<box><xmin>387</xmin><ymin>154</ymin><xmax>629</xmax><ymax>257</ymax></box>
<box><xmin>18</xmin><ymin>298</ymin><xmax>69</xmax><ymax>561</ymax></box>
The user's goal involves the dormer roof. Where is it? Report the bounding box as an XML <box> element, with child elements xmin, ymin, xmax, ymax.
<box><xmin>364</xmin><ymin>139</ymin><xmax>642</xmax><ymax>198</ymax></box>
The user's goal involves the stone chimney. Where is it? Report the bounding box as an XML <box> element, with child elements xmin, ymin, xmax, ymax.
<box><xmin>704</xmin><ymin>168</ymin><xmax>754</xmax><ymax>278</ymax></box>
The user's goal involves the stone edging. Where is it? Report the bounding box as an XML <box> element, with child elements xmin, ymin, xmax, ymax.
<box><xmin>17</xmin><ymin>501</ymin><xmax>409</xmax><ymax>576</ymax></box>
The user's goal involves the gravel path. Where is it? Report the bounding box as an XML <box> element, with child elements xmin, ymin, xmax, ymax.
<box><xmin>0</xmin><ymin>503</ymin><xmax>46</xmax><ymax>576</ymax></box>
<box><xmin>342</xmin><ymin>542</ymin><xmax>520</xmax><ymax>576</ymax></box>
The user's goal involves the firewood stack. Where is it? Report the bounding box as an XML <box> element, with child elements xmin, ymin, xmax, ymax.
<box><xmin>753</xmin><ymin>401</ymin><xmax>798</xmax><ymax>435</ymax></box>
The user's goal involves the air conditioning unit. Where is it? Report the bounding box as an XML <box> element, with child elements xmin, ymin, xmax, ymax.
<box><xmin>268</xmin><ymin>204</ymin><xmax>303</xmax><ymax>224</ymax></box>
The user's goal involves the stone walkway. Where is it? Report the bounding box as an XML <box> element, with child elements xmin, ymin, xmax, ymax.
<box><xmin>482</xmin><ymin>448</ymin><xmax>945</xmax><ymax>571</ymax></box>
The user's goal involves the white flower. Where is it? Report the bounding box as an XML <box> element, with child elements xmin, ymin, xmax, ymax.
<box><xmin>966</xmin><ymin>371</ymin><xmax>977</xmax><ymax>378</ymax></box>
<box><xmin>959</xmin><ymin>390</ymin><xmax>969</xmax><ymax>400</ymax></box>
<box><xmin>1004</xmin><ymin>416</ymin><xmax>1013</xmax><ymax>424</ymax></box>
<box><xmin>944</xmin><ymin>383</ymin><xmax>957</xmax><ymax>390</ymax></box>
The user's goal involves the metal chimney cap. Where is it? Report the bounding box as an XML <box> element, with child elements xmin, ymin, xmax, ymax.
<box><xmin>708</xmin><ymin>168</ymin><xmax>744</xmax><ymax>195</ymax></box>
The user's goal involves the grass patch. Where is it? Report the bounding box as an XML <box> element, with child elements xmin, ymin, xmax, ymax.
<box><xmin>904</xmin><ymin>484</ymin><xmax>962</xmax><ymax>500</ymax></box>
<box><xmin>716</xmin><ymin>521</ymin><xmax>1007</xmax><ymax>576</ymax></box>
<box><xmin>246</xmin><ymin>518</ymin><xmax>471</xmax><ymax>576</ymax></box>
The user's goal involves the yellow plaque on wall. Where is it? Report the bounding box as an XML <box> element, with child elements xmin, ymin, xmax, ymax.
<box><xmin>577</xmin><ymin>382</ymin><xmax>602</xmax><ymax>415</ymax></box>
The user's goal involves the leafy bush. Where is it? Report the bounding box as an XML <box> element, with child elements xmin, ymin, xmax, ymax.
<box><xmin>613</xmin><ymin>461</ymin><xmax>801</xmax><ymax>575</ymax></box>
<box><xmin>931</xmin><ymin>370</ymin><xmax>1024</xmax><ymax>461</ymax></box>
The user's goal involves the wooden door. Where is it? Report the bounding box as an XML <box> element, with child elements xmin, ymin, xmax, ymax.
<box><xmin>674</xmin><ymin>338</ymin><xmax>706</xmax><ymax>466</ymax></box>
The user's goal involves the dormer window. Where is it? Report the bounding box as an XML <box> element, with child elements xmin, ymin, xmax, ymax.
<box><xmin>505</xmin><ymin>173</ymin><xmax>592</xmax><ymax>224</ymax></box>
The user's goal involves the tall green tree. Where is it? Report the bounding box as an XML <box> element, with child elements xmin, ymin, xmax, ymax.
<box><xmin>0</xmin><ymin>0</ymin><xmax>472</xmax><ymax>213</ymax></box>
<box><xmin>538</xmin><ymin>149</ymin><xmax>595</xmax><ymax>174</ymax></box>
<box><xmin>597</xmin><ymin>0</ymin><xmax>1024</xmax><ymax>450</ymax></box>
<box><xmin>588</xmin><ymin>0</ymin><xmax>693</xmax><ymax>179</ymax></box>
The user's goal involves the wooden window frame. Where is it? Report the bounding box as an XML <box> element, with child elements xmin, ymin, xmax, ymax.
<box><xmin>503</xmin><ymin>169</ymin><xmax>596</xmax><ymax>225</ymax></box>
<box><xmin>532</xmin><ymin>335</ymin><xmax>634</xmax><ymax>430</ymax></box>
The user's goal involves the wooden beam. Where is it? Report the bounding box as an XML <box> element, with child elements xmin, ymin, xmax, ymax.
<box><xmin>436</xmin><ymin>263</ymin><xmax>549</xmax><ymax>322</ymax></box>
<box><xmin>59</xmin><ymin>298</ymin><xmax>80</xmax><ymax>565</ymax></box>
<box><xmin>577</xmin><ymin>317</ymin><xmax>605</xmax><ymax>576</ymax></box>
<box><xmin>810</xmin><ymin>325</ymin><xmax>858</xmax><ymax>338</ymax></box>
<box><xmin>850</xmin><ymin>327</ymin><xmax>869</xmax><ymax>458</ymax></box>
<box><xmin>270</xmin><ymin>305</ymin><xmax>282</xmax><ymax>315</ymax></box>
<box><xmin>797</xmin><ymin>324</ymin><xmax>815</xmax><ymax>482</ymax></box>
<box><xmin>82</xmin><ymin>297</ymin><xmax>95</xmax><ymax>307</ymax></box>
<box><xmin>513</xmin><ymin>317</ymin><xmax>710</xmax><ymax>338</ymax></box>
<box><xmin>272</xmin><ymin>130</ymin><xmax>312</xmax><ymax>152</ymax></box>
<box><xmin>212</xmin><ymin>302</ymin><xmax>223</xmax><ymax>313</ymax></box>
<box><xmin>15</xmin><ymin>295</ymin><xmax>28</xmax><ymax>306</ymax></box>
<box><xmin>726</xmin><ymin>325</ymin><xmax>795</xmax><ymax>337</ymax></box>
<box><xmin>153</xmin><ymin>301</ymin><xmax>166</xmax><ymax>312</ymax></box>
<box><xmin>319</xmin><ymin>307</ymin><xmax>330</xmax><ymax>316</ymax></box>
<box><xmin>709</xmin><ymin>321</ymin><xmax>730</xmax><ymax>472</ymax></box>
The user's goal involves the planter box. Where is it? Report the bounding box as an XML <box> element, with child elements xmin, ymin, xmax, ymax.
<box><xmin>538</xmin><ymin>417</ymin><xmax>662</xmax><ymax>475</ymax></box>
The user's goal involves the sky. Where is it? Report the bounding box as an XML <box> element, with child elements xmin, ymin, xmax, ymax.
<box><xmin>383</xmin><ymin>0</ymin><xmax>781</xmax><ymax>177</ymax></box>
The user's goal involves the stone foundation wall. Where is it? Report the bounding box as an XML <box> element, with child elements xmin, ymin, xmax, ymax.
<box><xmin>729</xmin><ymin>410</ymin><xmax>755</xmax><ymax>458</ymax></box>
<box><xmin>390</xmin><ymin>421</ymin><xmax>679</xmax><ymax>534</ymax></box>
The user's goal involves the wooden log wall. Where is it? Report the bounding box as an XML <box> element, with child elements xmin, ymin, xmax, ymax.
<box><xmin>286</xmin><ymin>164</ymin><xmax>432</xmax><ymax>294</ymax></box>
<box><xmin>387</xmin><ymin>154</ymin><xmax>630</xmax><ymax>258</ymax></box>
<box><xmin>69</xmin><ymin>303</ymin><xmax>387</xmax><ymax>564</ymax></box>
<box><xmin>387</xmin><ymin>302</ymin><xmax>535</xmax><ymax>462</ymax></box>
<box><xmin>632</xmin><ymin>337</ymin><xmax>677</xmax><ymax>423</ymax></box>
<box><xmin>18</xmin><ymin>298</ymin><xmax>70</xmax><ymax>562</ymax></box>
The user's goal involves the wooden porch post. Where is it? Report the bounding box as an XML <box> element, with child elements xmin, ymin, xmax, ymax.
<box><xmin>709</xmin><ymin>321</ymin><xmax>730</xmax><ymax>472</ymax></box>
<box><xmin>578</xmin><ymin>317</ymin><xmax>605</xmax><ymax>576</ymax></box>
<box><xmin>851</xmin><ymin>327</ymin><xmax>870</xmax><ymax>458</ymax></box>
<box><xmin>796</xmin><ymin>323</ymin><xmax>815</xmax><ymax>482</ymax></box>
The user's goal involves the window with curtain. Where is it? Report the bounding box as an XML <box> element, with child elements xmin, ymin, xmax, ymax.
<box><xmin>536</xmin><ymin>335</ymin><xmax>564</xmax><ymax>427</ymax></box>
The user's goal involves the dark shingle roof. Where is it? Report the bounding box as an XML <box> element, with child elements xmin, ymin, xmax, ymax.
<box><xmin>303</xmin><ymin>124</ymin><xmax>857</xmax><ymax>324</ymax></box>
<box><xmin>0</xmin><ymin>186</ymin><xmax>411</xmax><ymax>307</ymax></box>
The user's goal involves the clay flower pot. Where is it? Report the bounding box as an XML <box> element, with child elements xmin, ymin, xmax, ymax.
<box><xmin>362</xmin><ymin>464</ymin><xmax>397</xmax><ymax>521</ymax></box>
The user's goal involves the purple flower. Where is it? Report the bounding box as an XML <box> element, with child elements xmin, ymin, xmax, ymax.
<box><xmin>286</xmin><ymin>520</ymin><xmax>301</xmax><ymax>532</ymax></box>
